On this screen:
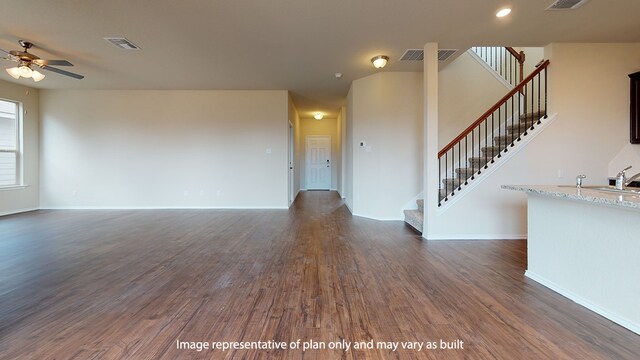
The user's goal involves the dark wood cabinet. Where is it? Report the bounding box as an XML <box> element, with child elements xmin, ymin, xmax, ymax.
<box><xmin>631</xmin><ymin>71</ymin><xmax>640</xmax><ymax>144</ymax></box>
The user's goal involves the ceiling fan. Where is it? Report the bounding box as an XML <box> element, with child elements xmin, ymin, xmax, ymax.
<box><xmin>0</xmin><ymin>40</ymin><xmax>84</xmax><ymax>82</ymax></box>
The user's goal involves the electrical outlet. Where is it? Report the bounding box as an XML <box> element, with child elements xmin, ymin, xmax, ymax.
<box><xmin>183</xmin><ymin>190</ymin><xmax>189</xmax><ymax>197</ymax></box>
<box><xmin>216</xmin><ymin>190</ymin><xmax>221</xmax><ymax>197</ymax></box>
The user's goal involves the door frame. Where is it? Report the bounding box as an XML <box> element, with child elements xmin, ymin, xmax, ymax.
<box><xmin>288</xmin><ymin>122</ymin><xmax>295</xmax><ymax>206</ymax></box>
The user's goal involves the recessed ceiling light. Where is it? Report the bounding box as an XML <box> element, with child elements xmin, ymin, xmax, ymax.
<box><xmin>314</xmin><ymin>113</ymin><xmax>324</xmax><ymax>120</ymax></box>
<box><xmin>335</xmin><ymin>72</ymin><xmax>343</xmax><ymax>79</ymax></box>
<box><xmin>496</xmin><ymin>8</ymin><xmax>512</xmax><ymax>17</ymax></box>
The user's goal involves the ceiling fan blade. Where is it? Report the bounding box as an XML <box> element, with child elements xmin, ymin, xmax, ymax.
<box><xmin>40</xmin><ymin>65</ymin><xmax>84</xmax><ymax>79</ymax></box>
<box><xmin>33</xmin><ymin>59</ymin><xmax>74</xmax><ymax>66</ymax></box>
<box><xmin>0</xmin><ymin>48</ymin><xmax>10</xmax><ymax>55</ymax></box>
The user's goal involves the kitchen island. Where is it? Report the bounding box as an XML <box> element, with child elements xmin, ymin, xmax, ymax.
<box><xmin>503</xmin><ymin>185</ymin><xmax>640</xmax><ymax>335</ymax></box>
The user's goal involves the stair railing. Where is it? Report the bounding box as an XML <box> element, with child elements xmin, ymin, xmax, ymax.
<box><xmin>437</xmin><ymin>60</ymin><xmax>550</xmax><ymax>206</ymax></box>
<box><xmin>471</xmin><ymin>47</ymin><xmax>526</xmax><ymax>87</ymax></box>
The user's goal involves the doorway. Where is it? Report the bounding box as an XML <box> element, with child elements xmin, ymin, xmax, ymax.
<box><xmin>288</xmin><ymin>123</ymin><xmax>295</xmax><ymax>206</ymax></box>
<box><xmin>305</xmin><ymin>135</ymin><xmax>331</xmax><ymax>190</ymax></box>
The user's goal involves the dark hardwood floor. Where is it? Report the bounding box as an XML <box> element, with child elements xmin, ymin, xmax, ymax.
<box><xmin>0</xmin><ymin>191</ymin><xmax>638</xmax><ymax>359</ymax></box>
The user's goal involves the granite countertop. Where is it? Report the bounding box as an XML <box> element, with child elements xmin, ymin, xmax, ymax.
<box><xmin>502</xmin><ymin>185</ymin><xmax>640</xmax><ymax>211</ymax></box>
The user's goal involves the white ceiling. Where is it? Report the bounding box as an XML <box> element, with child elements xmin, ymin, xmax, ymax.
<box><xmin>1</xmin><ymin>0</ymin><xmax>639</xmax><ymax>118</ymax></box>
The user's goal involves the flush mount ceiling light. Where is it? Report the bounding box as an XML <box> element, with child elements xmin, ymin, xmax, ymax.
<box><xmin>371</xmin><ymin>55</ymin><xmax>389</xmax><ymax>69</ymax></box>
<box><xmin>496</xmin><ymin>7</ymin><xmax>512</xmax><ymax>17</ymax></box>
<box><xmin>314</xmin><ymin>112</ymin><xmax>324</xmax><ymax>120</ymax></box>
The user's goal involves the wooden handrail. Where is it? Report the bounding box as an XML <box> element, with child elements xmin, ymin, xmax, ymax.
<box><xmin>505</xmin><ymin>47</ymin><xmax>524</xmax><ymax>62</ymax></box>
<box><xmin>438</xmin><ymin>59</ymin><xmax>550</xmax><ymax>158</ymax></box>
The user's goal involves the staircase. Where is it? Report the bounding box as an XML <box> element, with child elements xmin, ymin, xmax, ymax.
<box><xmin>440</xmin><ymin>110</ymin><xmax>545</xmax><ymax>203</ymax></box>
<box><xmin>403</xmin><ymin>199</ymin><xmax>423</xmax><ymax>233</ymax></box>
<box><xmin>404</xmin><ymin>47</ymin><xmax>549</xmax><ymax>231</ymax></box>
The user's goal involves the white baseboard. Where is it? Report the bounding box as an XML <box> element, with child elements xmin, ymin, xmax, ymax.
<box><xmin>344</xmin><ymin>201</ymin><xmax>353</xmax><ymax>214</ymax></box>
<box><xmin>39</xmin><ymin>206</ymin><xmax>289</xmax><ymax>210</ymax></box>
<box><xmin>0</xmin><ymin>207</ymin><xmax>39</xmax><ymax>217</ymax></box>
<box><xmin>423</xmin><ymin>234</ymin><xmax>527</xmax><ymax>240</ymax></box>
<box><xmin>525</xmin><ymin>270</ymin><xmax>640</xmax><ymax>335</ymax></box>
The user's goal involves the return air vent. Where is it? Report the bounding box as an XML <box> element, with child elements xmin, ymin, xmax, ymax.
<box><xmin>399</xmin><ymin>49</ymin><xmax>458</xmax><ymax>62</ymax></box>
<box><xmin>438</xmin><ymin>49</ymin><xmax>457</xmax><ymax>61</ymax></box>
<box><xmin>400</xmin><ymin>49</ymin><xmax>424</xmax><ymax>61</ymax></box>
<box><xmin>104</xmin><ymin>37</ymin><xmax>141</xmax><ymax>50</ymax></box>
<box><xmin>546</xmin><ymin>0</ymin><xmax>589</xmax><ymax>10</ymax></box>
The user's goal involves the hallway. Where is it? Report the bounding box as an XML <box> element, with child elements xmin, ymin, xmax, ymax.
<box><xmin>0</xmin><ymin>191</ymin><xmax>637</xmax><ymax>359</ymax></box>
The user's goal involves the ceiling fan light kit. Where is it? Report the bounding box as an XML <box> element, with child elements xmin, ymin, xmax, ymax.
<box><xmin>1</xmin><ymin>40</ymin><xmax>84</xmax><ymax>82</ymax></box>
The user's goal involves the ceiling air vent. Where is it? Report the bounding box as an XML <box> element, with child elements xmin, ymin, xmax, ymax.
<box><xmin>546</xmin><ymin>0</ymin><xmax>589</xmax><ymax>10</ymax></box>
<box><xmin>104</xmin><ymin>37</ymin><xmax>141</xmax><ymax>50</ymax></box>
<box><xmin>438</xmin><ymin>49</ymin><xmax>457</xmax><ymax>61</ymax></box>
<box><xmin>399</xmin><ymin>49</ymin><xmax>457</xmax><ymax>62</ymax></box>
<box><xmin>400</xmin><ymin>49</ymin><xmax>424</xmax><ymax>61</ymax></box>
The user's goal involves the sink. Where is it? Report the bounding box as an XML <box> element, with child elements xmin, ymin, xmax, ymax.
<box><xmin>594</xmin><ymin>186</ymin><xmax>640</xmax><ymax>195</ymax></box>
<box><xmin>557</xmin><ymin>185</ymin><xmax>640</xmax><ymax>195</ymax></box>
<box><xmin>557</xmin><ymin>185</ymin><xmax>602</xmax><ymax>189</ymax></box>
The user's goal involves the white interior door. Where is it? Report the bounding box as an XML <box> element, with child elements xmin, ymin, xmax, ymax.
<box><xmin>305</xmin><ymin>135</ymin><xmax>331</xmax><ymax>190</ymax></box>
<box><xmin>288</xmin><ymin>123</ymin><xmax>294</xmax><ymax>205</ymax></box>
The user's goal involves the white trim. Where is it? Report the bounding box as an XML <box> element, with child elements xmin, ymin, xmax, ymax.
<box><xmin>467</xmin><ymin>49</ymin><xmax>513</xmax><ymax>90</ymax></box>
<box><xmin>0</xmin><ymin>184</ymin><xmax>29</xmax><ymax>191</ymax></box>
<box><xmin>525</xmin><ymin>270</ymin><xmax>640</xmax><ymax>335</ymax></box>
<box><xmin>344</xmin><ymin>201</ymin><xmax>353</xmax><ymax>213</ymax></box>
<box><xmin>39</xmin><ymin>206</ymin><xmax>290</xmax><ymax>210</ymax></box>
<box><xmin>0</xmin><ymin>207</ymin><xmax>39</xmax><ymax>217</ymax></box>
<box><xmin>438</xmin><ymin>113</ymin><xmax>558</xmax><ymax>213</ymax></box>
<box><xmin>351</xmin><ymin>212</ymin><xmax>403</xmax><ymax>221</ymax></box>
<box><xmin>425</xmin><ymin>234</ymin><xmax>526</xmax><ymax>240</ymax></box>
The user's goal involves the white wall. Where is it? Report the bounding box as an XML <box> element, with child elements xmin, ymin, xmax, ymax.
<box><xmin>439</xmin><ymin>51</ymin><xmax>509</xmax><ymax>147</ymax></box>
<box><xmin>288</xmin><ymin>94</ymin><xmax>301</xmax><ymax>202</ymax></box>
<box><xmin>547</xmin><ymin>43</ymin><xmax>640</xmax><ymax>184</ymax></box>
<box><xmin>0</xmin><ymin>80</ymin><xmax>39</xmax><ymax>216</ymax></box>
<box><xmin>40</xmin><ymin>90</ymin><xmax>289</xmax><ymax>209</ymax></box>
<box><xmin>336</xmin><ymin>108</ymin><xmax>344</xmax><ymax>196</ymax></box>
<box><xmin>345</xmin><ymin>90</ymin><xmax>354</xmax><ymax>211</ymax></box>
<box><xmin>425</xmin><ymin>42</ymin><xmax>640</xmax><ymax>239</ymax></box>
<box><xmin>350</xmin><ymin>72</ymin><xmax>423</xmax><ymax>220</ymax></box>
<box><xmin>299</xmin><ymin>117</ymin><xmax>339</xmax><ymax>190</ymax></box>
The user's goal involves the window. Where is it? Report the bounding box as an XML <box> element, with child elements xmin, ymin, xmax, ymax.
<box><xmin>0</xmin><ymin>99</ymin><xmax>21</xmax><ymax>187</ymax></box>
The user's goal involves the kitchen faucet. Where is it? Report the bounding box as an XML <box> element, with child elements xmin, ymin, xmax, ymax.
<box><xmin>625</xmin><ymin>172</ymin><xmax>640</xmax><ymax>188</ymax></box>
<box><xmin>615</xmin><ymin>166</ymin><xmax>640</xmax><ymax>190</ymax></box>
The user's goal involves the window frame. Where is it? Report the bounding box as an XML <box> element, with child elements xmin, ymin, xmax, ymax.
<box><xmin>0</xmin><ymin>98</ymin><xmax>23</xmax><ymax>188</ymax></box>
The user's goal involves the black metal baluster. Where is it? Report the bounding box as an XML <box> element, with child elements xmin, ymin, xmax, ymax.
<box><xmin>452</xmin><ymin>146</ymin><xmax>456</xmax><ymax>193</ymax></box>
<box><xmin>537</xmin><ymin>71</ymin><xmax>541</xmax><ymax>124</ymax></box>
<box><xmin>498</xmin><ymin>105</ymin><xmax>502</xmax><ymax>158</ymax></box>
<box><xmin>472</xmin><ymin>128</ymin><xmax>476</xmax><ymax>178</ymax></box>
<box><xmin>544</xmin><ymin>67</ymin><xmax>548</xmax><ymax>116</ymax></box>
<box><xmin>457</xmin><ymin>143</ymin><xmax>461</xmax><ymax>190</ymax></box>
<box><xmin>484</xmin><ymin>115</ymin><xmax>488</xmax><ymax>168</ymax></box>
<box><xmin>438</xmin><ymin>156</ymin><xmax>442</xmax><ymax>206</ymax></box>
<box><xmin>510</xmin><ymin>94</ymin><xmax>515</xmax><ymax>146</ymax></box>
<box><xmin>444</xmin><ymin>152</ymin><xmax>448</xmax><ymax>201</ymax></box>
<box><xmin>518</xmin><ymin>86</ymin><xmax>522</xmax><ymax>139</ymax></box>
<box><xmin>492</xmin><ymin>112</ymin><xmax>496</xmax><ymax>161</ymax></box>
<box><xmin>464</xmin><ymin>135</ymin><xmax>468</xmax><ymax>185</ymax></box>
